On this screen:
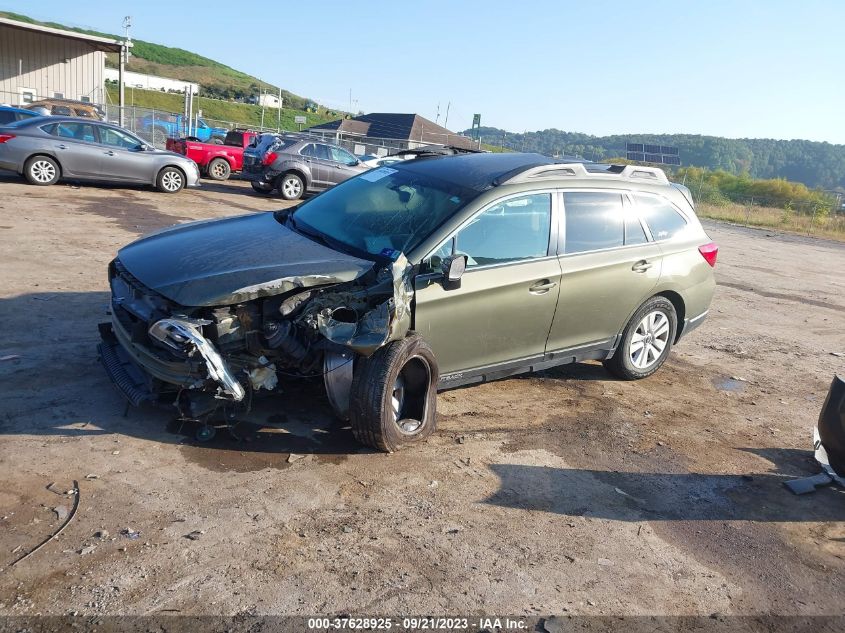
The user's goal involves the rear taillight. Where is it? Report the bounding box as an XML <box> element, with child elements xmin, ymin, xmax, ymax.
<box><xmin>698</xmin><ymin>242</ymin><xmax>718</xmax><ymax>267</ymax></box>
<box><xmin>261</xmin><ymin>151</ymin><xmax>278</xmax><ymax>166</ymax></box>
<box><xmin>0</xmin><ymin>134</ymin><xmax>15</xmax><ymax>144</ymax></box>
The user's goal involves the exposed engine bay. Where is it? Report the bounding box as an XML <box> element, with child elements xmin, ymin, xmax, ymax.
<box><xmin>98</xmin><ymin>249</ymin><xmax>414</xmax><ymax>423</ymax></box>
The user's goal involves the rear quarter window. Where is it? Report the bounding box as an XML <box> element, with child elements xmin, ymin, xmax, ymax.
<box><xmin>633</xmin><ymin>193</ymin><xmax>689</xmax><ymax>240</ymax></box>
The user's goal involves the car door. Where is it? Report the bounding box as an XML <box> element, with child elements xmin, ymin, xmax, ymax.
<box><xmin>96</xmin><ymin>125</ymin><xmax>153</xmax><ymax>183</ymax></box>
<box><xmin>311</xmin><ymin>143</ymin><xmax>338</xmax><ymax>189</ymax></box>
<box><xmin>326</xmin><ymin>146</ymin><xmax>362</xmax><ymax>185</ymax></box>
<box><xmin>414</xmin><ymin>192</ymin><xmax>562</xmax><ymax>376</ymax></box>
<box><xmin>298</xmin><ymin>143</ymin><xmax>327</xmax><ymax>189</ymax></box>
<box><xmin>545</xmin><ymin>190</ymin><xmax>662</xmax><ymax>353</ymax></box>
<box><xmin>47</xmin><ymin>121</ymin><xmax>103</xmax><ymax>178</ymax></box>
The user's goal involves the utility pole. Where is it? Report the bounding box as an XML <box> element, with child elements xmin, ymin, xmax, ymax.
<box><xmin>277</xmin><ymin>88</ymin><xmax>283</xmax><ymax>132</ymax></box>
<box><xmin>260</xmin><ymin>87</ymin><xmax>266</xmax><ymax>130</ymax></box>
<box><xmin>435</xmin><ymin>102</ymin><xmax>440</xmax><ymax>125</ymax></box>
<box><xmin>349</xmin><ymin>88</ymin><xmax>352</xmax><ymax>112</ymax></box>
<box><xmin>119</xmin><ymin>16</ymin><xmax>131</xmax><ymax>127</ymax></box>
<box><xmin>444</xmin><ymin>102</ymin><xmax>450</xmax><ymax>128</ymax></box>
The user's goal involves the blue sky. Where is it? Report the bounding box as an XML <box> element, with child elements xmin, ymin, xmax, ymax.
<box><xmin>5</xmin><ymin>0</ymin><xmax>845</xmax><ymax>143</ymax></box>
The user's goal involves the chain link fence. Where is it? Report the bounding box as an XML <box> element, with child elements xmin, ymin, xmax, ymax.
<box><xmin>3</xmin><ymin>88</ymin><xmax>457</xmax><ymax>156</ymax></box>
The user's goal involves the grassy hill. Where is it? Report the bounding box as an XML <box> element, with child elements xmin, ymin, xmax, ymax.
<box><xmin>0</xmin><ymin>10</ymin><xmax>329</xmax><ymax>110</ymax></box>
<box><xmin>105</xmin><ymin>84</ymin><xmax>335</xmax><ymax>131</ymax></box>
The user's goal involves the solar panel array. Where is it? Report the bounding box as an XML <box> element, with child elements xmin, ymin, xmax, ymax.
<box><xmin>625</xmin><ymin>142</ymin><xmax>680</xmax><ymax>166</ymax></box>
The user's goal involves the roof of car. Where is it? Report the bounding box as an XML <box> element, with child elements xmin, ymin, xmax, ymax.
<box><xmin>29</xmin><ymin>98</ymin><xmax>101</xmax><ymax>107</ymax></box>
<box><xmin>14</xmin><ymin>115</ymin><xmax>113</xmax><ymax>125</ymax></box>
<box><xmin>0</xmin><ymin>106</ymin><xmax>38</xmax><ymax>116</ymax></box>
<box><xmin>396</xmin><ymin>152</ymin><xmax>565</xmax><ymax>191</ymax></box>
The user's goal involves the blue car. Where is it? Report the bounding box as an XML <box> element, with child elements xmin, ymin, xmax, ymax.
<box><xmin>0</xmin><ymin>106</ymin><xmax>39</xmax><ymax>125</ymax></box>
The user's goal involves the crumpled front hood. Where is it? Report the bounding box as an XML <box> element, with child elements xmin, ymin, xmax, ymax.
<box><xmin>117</xmin><ymin>212</ymin><xmax>374</xmax><ymax>307</ymax></box>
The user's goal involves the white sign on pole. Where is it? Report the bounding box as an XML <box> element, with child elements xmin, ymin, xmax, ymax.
<box><xmin>294</xmin><ymin>115</ymin><xmax>307</xmax><ymax>124</ymax></box>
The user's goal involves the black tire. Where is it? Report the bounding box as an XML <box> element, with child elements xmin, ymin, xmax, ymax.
<box><xmin>349</xmin><ymin>333</ymin><xmax>439</xmax><ymax>453</ymax></box>
<box><xmin>251</xmin><ymin>181</ymin><xmax>273</xmax><ymax>195</ymax></box>
<box><xmin>206</xmin><ymin>158</ymin><xmax>231</xmax><ymax>181</ymax></box>
<box><xmin>603</xmin><ymin>296</ymin><xmax>677</xmax><ymax>380</ymax></box>
<box><xmin>23</xmin><ymin>155</ymin><xmax>60</xmax><ymax>186</ymax></box>
<box><xmin>156</xmin><ymin>166</ymin><xmax>185</xmax><ymax>193</ymax></box>
<box><xmin>276</xmin><ymin>172</ymin><xmax>305</xmax><ymax>200</ymax></box>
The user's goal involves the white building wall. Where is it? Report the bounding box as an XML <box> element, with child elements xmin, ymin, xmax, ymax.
<box><xmin>104</xmin><ymin>68</ymin><xmax>199</xmax><ymax>94</ymax></box>
<box><xmin>0</xmin><ymin>23</ymin><xmax>105</xmax><ymax>105</ymax></box>
<box><xmin>258</xmin><ymin>93</ymin><xmax>282</xmax><ymax>109</ymax></box>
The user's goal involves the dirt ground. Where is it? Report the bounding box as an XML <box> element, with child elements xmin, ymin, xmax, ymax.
<box><xmin>0</xmin><ymin>174</ymin><xmax>843</xmax><ymax>622</ymax></box>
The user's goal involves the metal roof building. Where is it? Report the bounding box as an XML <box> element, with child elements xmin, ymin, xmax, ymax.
<box><xmin>307</xmin><ymin>113</ymin><xmax>477</xmax><ymax>152</ymax></box>
<box><xmin>0</xmin><ymin>16</ymin><xmax>125</xmax><ymax>107</ymax></box>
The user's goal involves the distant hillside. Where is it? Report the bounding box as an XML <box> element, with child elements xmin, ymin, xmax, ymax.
<box><xmin>468</xmin><ymin>127</ymin><xmax>845</xmax><ymax>191</ymax></box>
<box><xmin>0</xmin><ymin>11</ymin><xmax>325</xmax><ymax>110</ymax></box>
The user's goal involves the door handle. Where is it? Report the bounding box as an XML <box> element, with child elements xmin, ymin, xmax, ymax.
<box><xmin>104</xmin><ymin>150</ymin><xmax>115</xmax><ymax>156</ymax></box>
<box><xmin>57</xmin><ymin>144</ymin><xmax>67</xmax><ymax>149</ymax></box>
<box><xmin>632</xmin><ymin>260</ymin><xmax>653</xmax><ymax>273</ymax></box>
<box><xmin>529</xmin><ymin>280</ymin><xmax>557</xmax><ymax>294</ymax></box>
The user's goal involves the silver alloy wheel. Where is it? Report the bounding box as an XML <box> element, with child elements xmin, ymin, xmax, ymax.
<box><xmin>161</xmin><ymin>170</ymin><xmax>182</xmax><ymax>191</ymax></box>
<box><xmin>282</xmin><ymin>176</ymin><xmax>302</xmax><ymax>198</ymax></box>
<box><xmin>629</xmin><ymin>310</ymin><xmax>670</xmax><ymax>370</ymax></box>
<box><xmin>30</xmin><ymin>160</ymin><xmax>56</xmax><ymax>183</ymax></box>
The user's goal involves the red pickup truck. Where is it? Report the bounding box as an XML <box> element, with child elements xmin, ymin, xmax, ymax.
<box><xmin>166</xmin><ymin>129</ymin><xmax>258</xmax><ymax>181</ymax></box>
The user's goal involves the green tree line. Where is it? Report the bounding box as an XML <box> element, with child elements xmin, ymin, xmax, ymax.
<box><xmin>674</xmin><ymin>167</ymin><xmax>835</xmax><ymax>213</ymax></box>
<box><xmin>469</xmin><ymin>126</ymin><xmax>845</xmax><ymax>192</ymax></box>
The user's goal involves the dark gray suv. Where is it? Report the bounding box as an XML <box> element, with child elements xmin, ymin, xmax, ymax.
<box><xmin>243</xmin><ymin>134</ymin><xmax>368</xmax><ymax>199</ymax></box>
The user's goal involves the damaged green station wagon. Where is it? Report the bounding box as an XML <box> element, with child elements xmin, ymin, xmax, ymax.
<box><xmin>99</xmin><ymin>153</ymin><xmax>717</xmax><ymax>452</ymax></box>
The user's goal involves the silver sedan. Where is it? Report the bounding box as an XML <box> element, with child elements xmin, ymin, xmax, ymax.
<box><xmin>0</xmin><ymin>116</ymin><xmax>200</xmax><ymax>193</ymax></box>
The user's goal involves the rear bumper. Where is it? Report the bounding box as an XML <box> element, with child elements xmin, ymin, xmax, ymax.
<box><xmin>678</xmin><ymin>309</ymin><xmax>708</xmax><ymax>340</ymax></box>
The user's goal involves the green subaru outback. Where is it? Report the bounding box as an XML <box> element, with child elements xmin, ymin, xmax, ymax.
<box><xmin>99</xmin><ymin>152</ymin><xmax>717</xmax><ymax>452</ymax></box>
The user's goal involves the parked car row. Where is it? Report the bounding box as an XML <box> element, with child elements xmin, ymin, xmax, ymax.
<box><xmin>0</xmin><ymin>103</ymin><xmax>475</xmax><ymax>199</ymax></box>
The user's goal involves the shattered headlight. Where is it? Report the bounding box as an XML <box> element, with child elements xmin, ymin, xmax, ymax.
<box><xmin>149</xmin><ymin>317</ymin><xmax>211</xmax><ymax>351</ymax></box>
<box><xmin>148</xmin><ymin>317</ymin><xmax>246</xmax><ymax>401</ymax></box>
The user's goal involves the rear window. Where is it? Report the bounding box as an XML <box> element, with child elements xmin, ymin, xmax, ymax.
<box><xmin>224</xmin><ymin>131</ymin><xmax>244</xmax><ymax>146</ymax></box>
<box><xmin>256</xmin><ymin>135</ymin><xmax>298</xmax><ymax>154</ymax></box>
<box><xmin>563</xmin><ymin>192</ymin><xmax>625</xmax><ymax>254</ymax></box>
<box><xmin>0</xmin><ymin>111</ymin><xmax>15</xmax><ymax>125</ymax></box>
<box><xmin>633</xmin><ymin>193</ymin><xmax>689</xmax><ymax>240</ymax></box>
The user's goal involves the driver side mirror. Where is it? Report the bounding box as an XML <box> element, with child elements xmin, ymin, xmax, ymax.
<box><xmin>137</xmin><ymin>143</ymin><xmax>150</xmax><ymax>151</ymax></box>
<box><xmin>441</xmin><ymin>254</ymin><xmax>467</xmax><ymax>290</ymax></box>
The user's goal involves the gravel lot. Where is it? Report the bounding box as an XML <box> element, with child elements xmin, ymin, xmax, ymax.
<box><xmin>0</xmin><ymin>175</ymin><xmax>843</xmax><ymax>622</ymax></box>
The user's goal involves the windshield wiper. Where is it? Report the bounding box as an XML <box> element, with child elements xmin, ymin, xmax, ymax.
<box><xmin>287</xmin><ymin>213</ymin><xmax>348</xmax><ymax>252</ymax></box>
